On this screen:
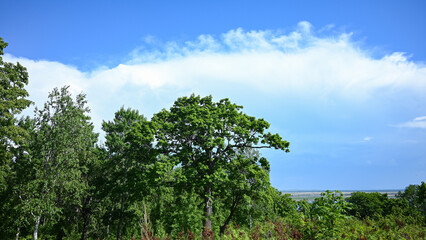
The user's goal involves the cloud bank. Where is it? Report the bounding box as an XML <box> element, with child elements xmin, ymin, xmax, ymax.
<box><xmin>5</xmin><ymin>21</ymin><xmax>426</xmax><ymax>135</ymax></box>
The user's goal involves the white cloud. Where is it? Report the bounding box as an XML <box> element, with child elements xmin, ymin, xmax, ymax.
<box><xmin>396</xmin><ymin>116</ymin><xmax>426</xmax><ymax>129</ymax></box>
<box><xmin>363</xmin><ymin>137</ymin><xmax>372</xmax><ymax>141</ymax></box>
<box><xmin>4</xmin><ymin>21</ymin><xmax>426</xmax><ymax>135</ymax></box>
<box><xmin>112</xmin><ymin>23</ymin><xmax>426</xmax><ymax>101</ymax></box>
<box><xmin>414</xmin><ymin>116</ymin><xmax>426</xmax><ymax>121</ymax></box>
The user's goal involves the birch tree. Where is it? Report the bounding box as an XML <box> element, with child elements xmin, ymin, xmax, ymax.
<box><xmin>14</xmin><ymin>86</ymin><xmax>98</xmax><ymax>240</ymax></box>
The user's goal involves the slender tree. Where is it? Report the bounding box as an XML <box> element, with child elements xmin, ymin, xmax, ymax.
<box><xmin>13</xmin><ymin>86</ymin><xmax>98</xmax><ymax>240</ymax></box>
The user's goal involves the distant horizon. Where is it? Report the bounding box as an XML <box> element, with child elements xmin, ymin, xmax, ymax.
<box><xmin>281</xmin><ymin>189</ymin><xmax>403</xmax><ymax>192</ymax></box>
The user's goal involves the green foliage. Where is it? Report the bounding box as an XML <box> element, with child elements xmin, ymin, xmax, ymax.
<box><xmin>0</xmin><ymin>37</ymin><xmax>32</xmax><ymax>190</ymax></box>
<box><xmin>153</xmin><ymin>94</ymin><xmax>289</xmax><ymax>231</ymax></box>
<box><xmin>398</xmin><ymin>182</ymin><xmax>426</xmax><ymax>218</ymax></box>
<box><xmin>216</xmin><ymin>204</ymin><xmax>426</xmax><ymax>240</ymax></box>
<box><xmin>101</xmin><ymin>107</ymin><xmax>155</xmax><ymax>239</ymax></box>
<box><xmin>309</xmin><ymin>190</ymin><xmax>351</xmax><ymax>238</ymax></box>
<box><xmin>0</xmin><ymin>47</ymin><xmax>32</xmax><ymax>236</ymax></box>
<box><xmin>347</xmin><ymin>191</ymin><xmax>389</xmax><ymax>219</ymax></box>
<box><xmin>296</xmin><ymin>200</ymin><xmax>311</xmax><ymax>217</ymax></box>
<box><xmin>6</xmin><ymin>86</ymin><xmax>98</xmax><ymax>239</ymax></box>
<box><xmin>273</xmin><ymin>191</ymin><xmax>299</xmax><ymax>219</ymax></box>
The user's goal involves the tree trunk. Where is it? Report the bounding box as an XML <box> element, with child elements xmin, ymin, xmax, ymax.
<box><xmin>106</xmin><ymin>224</ymin><xmax>110</xmax><ymax>239</ymax></box>
<box><xmin>204</xmin><ymin>158</ymin><xmax>214</xmax><ymax>231</ymax></box>
<box><xmin>33</xmin><ymin>215</ymin><xmax>41</xmax><ymax>240</ymax></box>
<box><xmin>220</xmin><ymin>209</ymin><xmax>235</xmax><ymax>235</ymax></box>
<box><xmin>220</xmin><ymin>196</ymin><xmax>240</xmax><ymax>235</ymax></box>
<box><xmin>81</xmin><ymin>195</ymin><xmax>92</xmax><ymax>240</ymax></box>
<box><xmin>203</xmin><ymin>186</ymin><xmax>213</xmax><ymax>230</ymax></box>
<box><xmin>106</xmin><ymin>208</ymin><xmax>113</xmax><ymax>239</ymax></box>
<box><xmin>117</xmin><ymin>159</ymin><xmax>129</xmax><ymax>240</ymax></box>
<box><xmin>249</xmin><ymin>206</ymin><xmax>252</xmax><ymax>231</ymax></box>
<box><xmin>16</xmin><ymin>227</ymin><xmax>20</xmax><ymax>240</ymax></box>
<box><xmin>117</xmin><ymin>194</ymin><xmax>125</xmax><ymax>240</ymax></box>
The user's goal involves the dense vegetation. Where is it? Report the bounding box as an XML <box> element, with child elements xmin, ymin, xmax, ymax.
<box><xmin>1</xmin><ymin>37</ymin><xmax>425</xmax><ymax>239</ymax></box>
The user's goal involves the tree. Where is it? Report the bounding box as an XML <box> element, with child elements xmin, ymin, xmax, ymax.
<box><xmin>347</xmin><ymin>191</ymin><xmax>388</xmax><ymax>219</ymax></box>
<box><xmin>310</xmin><ymin>190</ymin><xmax>351</xmax><ymax>238</ymax></box>
<box><xmin>273</xmin><ymin>191</ymin><xmax>299</xmax><ymax>219</ymax></box>
<box><xmin>13</xmin><ymin>86</ymin><xmax>98</xmax><ymax>240</ymax></box>
<box><xmin>217</xmin><ymin>148</ymin><xmax>273</xmax><ymax>234</ymax></box>
<box><xmin>153</xmin><ymin>94</ymin><xmax>289</xmax><ymax>231</ymax></box>
<box><xmin>398</xmin><ymin>182</ymin><xmax>426</xmax><ymax>222</ymax></box>
<box><xmin>0</xmin><ymin>37</ymin><xmax>32</xmax><ymax>188</ymax></box>
<box><xmin>102</xmin><ymin>107</ymin><xmax>155</xmax><ymax>240</ymax></box>
<box><xmin>0</xmin><ymin>37</ymin><xmax>32</xmax><ymax>239</ymax></box>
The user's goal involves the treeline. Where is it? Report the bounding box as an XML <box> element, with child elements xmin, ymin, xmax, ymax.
<box><xmin>1</xmin><ymin>37</ymin><xmax>425</xmax><ymax>240</ymax></box>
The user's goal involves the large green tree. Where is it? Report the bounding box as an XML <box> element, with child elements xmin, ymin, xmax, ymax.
<box><xmin>0</xmin><ymin>37</ymin><xmax>32</xmax><ymax>239</ymax></box>
<box><xmin>153</xmin><ymin>94</ymin><xmax>289</xmax><ymax>231</ymax></box>
<box><xmin>0</xmin><ymin>37</ymin><xmax>32</xmax><ymax>188</ymax></box>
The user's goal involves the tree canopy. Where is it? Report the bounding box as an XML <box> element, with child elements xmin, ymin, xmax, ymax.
<box><xmin>0</xmin><ymin>37</ymin><xmax>32</xmax><ymax>188</ymax></box>
<box><xmin>153</xmin><ymin>94</ymin><xmax>290</xmax><ymax>231</ymax></box>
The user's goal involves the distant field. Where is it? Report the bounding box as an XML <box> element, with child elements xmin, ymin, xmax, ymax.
<box><xmin>282</xmin><ymin>190</ymin><xmax>402</xmax><ymax>201</ymax></box>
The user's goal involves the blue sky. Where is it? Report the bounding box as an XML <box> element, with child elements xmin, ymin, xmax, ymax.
<box><xmin>1</xmin><ymin>0</ymin><xmax>425</xmax><ymax>190</ymax></box>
